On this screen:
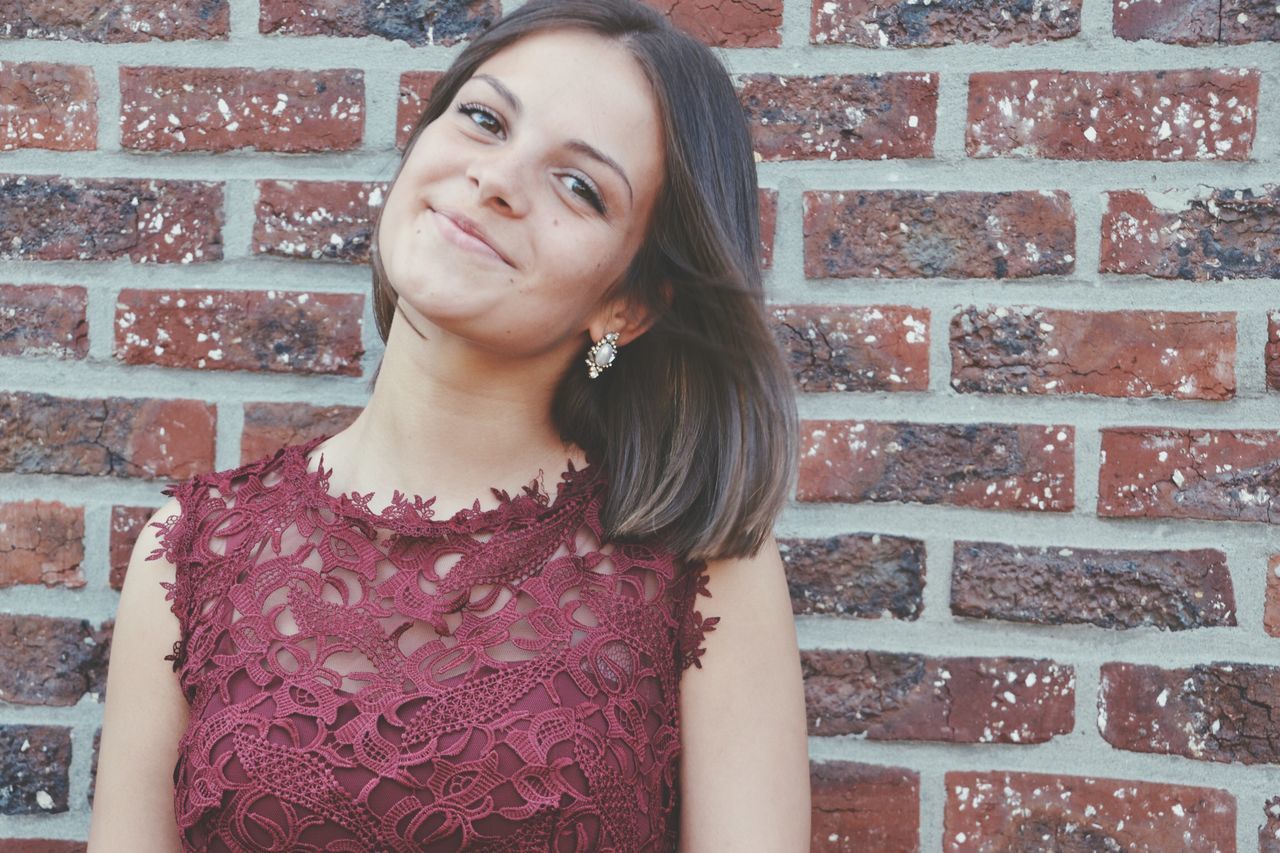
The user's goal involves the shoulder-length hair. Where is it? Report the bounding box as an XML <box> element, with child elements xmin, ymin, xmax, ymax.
<box><xmin>368</xmin><ymin>0</ymin><xmax>797</xmax><ymax>563</ymax></box>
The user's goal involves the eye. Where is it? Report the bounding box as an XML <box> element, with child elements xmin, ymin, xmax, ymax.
<box><xmin>562</xmin><ymin>174</ymin><xmax>607</xmax><ymax>215</ymax></box>
<box><xmin>457</xmin><ymin>102</ymin><xmax>503</xmax><ymax>136</ymax></box>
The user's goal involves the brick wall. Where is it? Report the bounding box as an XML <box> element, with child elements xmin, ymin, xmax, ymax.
<box><xmin>0</xmin><ymin>0</ymin><xmax>1276</xmax><ymax>849</ymax></box>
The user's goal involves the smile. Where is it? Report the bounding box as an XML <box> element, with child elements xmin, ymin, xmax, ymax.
<box><xmin>430</xmin><ymin>208</ymin><xmax>511</xmax><ymax>267</ymax></box>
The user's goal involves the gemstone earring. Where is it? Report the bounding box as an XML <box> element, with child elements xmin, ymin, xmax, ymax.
<box><xmin>585</xmin><ymin>331</ymin><xmax>620</xmax><ymax>379</ymax></box>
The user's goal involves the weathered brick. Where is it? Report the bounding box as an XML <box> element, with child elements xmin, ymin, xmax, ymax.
<box><xmin>810</xmin><ymin>760</ymin><xmax>919</xmax><ymax>851</ymax></box>
<box><xmin>0</xmin><ymin>62</ymin><xmax>97</xmax><ymax>151</ymax></box>
<box><xmin>396</xmin><ymin>70</ymin><xmax>444</xmax><ymax>150</ymax></box>
<box><xmin>0</xmin><ymin>283</ymin><xmax>88</xmax><ymax>359</ymax></box>
<box><xmin>0</xmin><ymin>174</ymin><xmax>223</xmax><ymax>264</ymax></box>
<box><xmin>0</xmin><ymin>841</ymin><xmax>86</xmax><ymax>853</ymax></box>
<box><xmin>968</xmin><ymin>69</ymin><xmax>1260</xmax><ymax>160</ymax></box>
<box><xmin>804</xmin><ymin>650</ymin><xmax>1074</xmax><ymax>742</ymax></box>
<box><xmin>803</xmin><ymin>190</ymin><xmax>1074</xmax><ymax>279</ymax></box>
<box><xmin>109</xmin><ymin>505</ymin><xmax>159</xmax><ymax>591</ymax></box>
<box><xmin>0</xmin><ymin>725</ymin><xmax>71</xmax><ymax>815</ymax></box>
<box><xmin>770</xmin><ymin>304</ymin><xmax>928</xmax><ymax>392</ymax></box>
<box><xmin>0</xmin><ymin>614</ymin><xmax>109</xmax><ymax>706</ymax></box>
<box><xmin>89</xmin><ymin>727</ymin><xmax>99</xmax><ymax>806</ymax></box>
<box><xmin>1098</xmin><ymin>427</ymin><xmax>1280</xmax><ymax>523</ymax></box>
<box><xmin>814</xmin><ymin>0</ymin><xmax>1080</xmax><ymax>46</ymax></box>
<box><xmin>1100</xmin><ymin>661</ymin><xmax>1280</xmax><ymax>764</ymax></box>
<box><xmin>952</xmin><ymin>542</ymin><xmax>1235</xmax><ymax>630</ymax></box>
<box><xmin>945</xmin><ymin>770</ymin><xmax>1235</xmax><ymax>850</ymax></box>
<box><xmin>1268</xmin><ymin>311</ymin><xmax>1280</xmax><ymax>391</ymax></box>
<box><xmin>780</xmin><ymin>533</ymin><xmax>925</xmax><ymax>620</ymax></box>
<box><xmin>1115</xmin><ymin>0</ymin><xmax>1280</xmax><ymax>44</ymax></box>
<box><xmin>241</xmin><ymin>402</ymin><xmax>362</xmax><ymax>463</ymax></box>
<box><xmin>1264</xmin><ymin>796</ymin><xmax>1280</xmax><ymax>851</ymax></box>
<box><xmin>1101</xmin><ymin>185</ymin><xmax>1280</xmax><ymax>281</ymax></box>
<box><xmin>0</xmin><ymin>501</ymin><xmax>85</xmax><ymax>589</ymax></box>
<box><xmin>738</xmin><ymin>73</ymin><xmax>936</xmax><ymax>161</ymax></box>
<box><xmin>260</xmin><ymin>0</ymin><xmax>499</xmax><ymax>46</ymax></box>
<box><xmin>758</xmin><ymin>188</ymin><xmax>776</xmax><ymax>270</ymax></box>
<box><xmin>115</xmin><ymin>288</ymin><xmax>365</xmax><ymax>375</ymax></box>
<box><xmin>0</xmin><ymin>0</ymin><xmax>229</xmax><ymax>42</ymax></box>
<box><xmin>951</xmin><ymin>306</ymin><xmax>1236</xmax><ymax>399</ymax></box>
<box><xmin>651</xmin><ymin>0</ymin><xmax>782</xmax><ymax>47</ymax></box>
<box><xmin>120</xmin><ymin>66</ymin><xmax>364</xmax><ymax>153</ymax></box>
<box><xmin>0</xmin><ymin>391</ymin><xmax>215</xmax><ymax>479</ymax></box>
<box><xmin>253</xmin><ymin>180</ymin><xmax>388</xmax><ymax>263</ymax></box>
<box><xmin>798</xmin><ymin>420</ymin><xmax>1074</xmax><ymax>512</ymax></box>
<box><xmin>1266</xmin><ymin>554</ymin><xmax>1280</xmax><ymax>638</ymax></box>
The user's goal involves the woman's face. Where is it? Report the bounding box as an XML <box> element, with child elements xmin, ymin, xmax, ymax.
<box><xmin>377</xmin><ymin>28</ymin><xmax>665</xmax><ymax>359</ymax></box>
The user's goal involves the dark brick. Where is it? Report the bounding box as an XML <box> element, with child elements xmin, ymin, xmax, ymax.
<box><xmin>253</xmin><ymin>180</ymin><xmax>388</xmax><ymax>263</ymax></box>
<box><xmin>0</xmin><ymin>284</ymin><xmax>88</xmax><ymax>359</ymax></box>
<box><xmin>803</xmin><ymin>190</ymin><xmax>1075</xmax><ymax>280</ymax></box>
<box><xmin>89</xmin><ymin>727</ymin><xmax>99</xmax><ymax>806</ymax></box>
<box><xmin>0</xmin><ymin>501</ymin><xmax>85</xmax><ymax>589</ymax></box>
<box><xmin>0</xmin><ymin>0</ymin><xmax>229</xmax><ymax>42</ymax></box>
<box><xmin>0</xmin><ymin>614</ymin><xmax>109</xmax><ymax>706</ymax></box>
<box><xmin>810</xmin><ymin>760</ymin><xmax>919</xmax><ymax>851</ymax></box>
<box><xmin>952</xmin><ymin>542</ymin><xmax>1236</xmax><ymax>630</ymax></box>
<box><xmin>951</xmin><ymin>306</ymin><xmax>1236</xmax><ymax>399</ymax></box>
<box><xmin>798</xmin><ymin>420</ymin><xmax>1074</xmax><ymax>512</ymax></box>
<box><xmin>0</xmin><ymin>174</ymin><xmax>223</xmax><ymax>264</ymax></box>
<box><xmin>771</xmin><ymin>304</ymin><xmax>928</xmax><ymax>392</ymax></box>
<box><xmin>0</xmin><ymin>726</ymin><xmax>71</xmax><ymax>815</ymax></box>
<box><xmin>814</xmin><ymin>0</ymin><xmax>1081</xmax><ymax>46</ymax></box>
<box><xmin>259</xmin><ymin>0</ymin><xmax>500</xmax><ymax>47</ymax></box>
<box><xmin>109</xmin><ymin>505</ymin><xmax>159</xmax><ymax>591</ymax></box>
<box><xmin>780</xmin><ymin>533</ymin><xmax>925</xmax><ymax>620</ymax></box>
<box><xmin>652</xmin><ymin>0</ymin><xmax>782</xmax><ymax>47</ymax></box>
<box><xmin>0</xmin><ymin>391</ymin><xmax>216</xmax><ymax>480</ymax></box>
<box><xmin>803</xmin><ymin>650</ymin><xmax>1074</xmax><ymax>742</ymax></box>
<box><xmin>241</xmin><ymin>402</ymin><xmax>362</xmax><ymax>463</ymax></box>
<box><xmin>0</xmin><ymin>62</ymin><xmax>97</xmax><ymax>151</ymax></box>
<box><xmin>1101</xmin><ymin>185</ymin><xmax>1280</xmax><ymax>281</ymax></box>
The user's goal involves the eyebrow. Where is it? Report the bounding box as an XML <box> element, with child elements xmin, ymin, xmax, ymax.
<box><xmin>471</xmin><ymin>73</ymin><xmax>634</xmax><ymax>206</ymax></box>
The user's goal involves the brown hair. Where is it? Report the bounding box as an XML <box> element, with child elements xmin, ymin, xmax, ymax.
<box><xmin>368</xmin><ymin>0</ymin><xmax>797</xmax><ymax>563</ymax></box>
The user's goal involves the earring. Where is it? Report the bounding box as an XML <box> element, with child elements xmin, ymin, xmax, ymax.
<box><xmin>585</xmin><ymin>331</ymin><xmax>620</xmax><ymax>379</ymax></box>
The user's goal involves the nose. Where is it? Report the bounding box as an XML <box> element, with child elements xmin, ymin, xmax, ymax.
<box><xmin>465</xmin><ymin>143</ymin><xmax>530</xmax><ymax>217</ymax></box>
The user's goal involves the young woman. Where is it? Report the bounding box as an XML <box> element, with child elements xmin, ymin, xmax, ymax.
<box><xmin>90</xmin><ymin>1</ymin><xmax>809</xmax><ymax>849</ymax></box>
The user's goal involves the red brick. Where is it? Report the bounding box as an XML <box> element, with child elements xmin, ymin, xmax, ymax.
<box><xmin>0</xmin><ymin>501</ymin><xmax>85</xmax><ymax>590</ymax></box>
<box><xmin>120</xmin><ymin>66</ymin><xmax>364</xmax><ymax>153</ymax></box>
<box><xmin>798</xmin><ymin>420</ymin><xmax>1074</xmax><ymax>512</ymax></box>
<box><xmin>0</xmin><ymin>284</ymin><xmax>88</xmax><ymax>359</ymax></box>
<box><xmin>0</xmin><ymin>62</ymin><xmax>97</xmax><ymax>151</ymax></box>
<box><xmin>780</xmin><ymin>533</ymin><xmax>925</xmax><ymax>620</ymax></box>
<box><xmin>945</xmin><ymin>770</ymin><xmax>1235</xmax><ymax>850</ymax></box>
<box><xmin>115</xmin><ymin>288</ymin><xmax>364</xmax><ymax>375</ymax></box>
<box><xmin>651</xmin><ymin>0</ymin><xmax>782</xmax><ymax>47</ymax></box>
<box><xmin>738</xmin><ymin>73</ymin><xmax>936</xmax><ymax>161</ymax></box>
<box><xmin>758</xmin><ymin>188</ymin><xmax>777</xmax><ymax>270</ymax></box>
<box><xmin>770</xmin><ymin>304</ymin><xmax>928</xmax><ymax>392</ymax></box>
<box><xmin>1264</xmin><ymin>796</ymin><xmax>1280</xmax><ymax>851</ymax></box>
<box><xmin>1100</xmin><ymin>661</ymin><xmax>1280</xmax><ymax>763</ymax></box>
<box><xmin>260</xmin><ymin>0</ymin><xmax>498</xmax><ymax>46</ymax></box>
<box><xmin>0</xmin><ymin>0</ymin><xmax>228</xmax><ymax>42</ymax></box>
<box><xmin>0</xmin><ymin>174</ymin><xmax>223</xmax><ymax>263</ymax></box>
<box><xmin>1265</xmin><ymin>554</ymin><xmax>1280</xmax><ymax>638</ymax></box>
<box><xmin>952</xmin><ymin>542</ymin><xmax>1235</xmax><ymax>630</ymax></box>
<box><xmin>814</xmin><ymin>0</ymin><xmax>1080</xmax><ymax>46</ymax></box>
<box><xmin>253</xmin><ymin>180</ymin><xmax>388</xmax><ymax>263</ymax></box>
<box><xmin>804</xmin><ymin>190</ymin><xmax>1074</xmax><ymax>279</ymax></box>
<box><xmin>0</xmin><ymin>392</ymin><xmax>215</xmax><ymax>480</ymax></box>
<box><xmin>1221</xmin><ymin>0</ymin><xmax>1280</xmax><ymax>41</ymax></box>
<box><xmin>951</xmin><ymin>307</ymin><xmax>1236</xmax><ymax>399</ymax></box>
<box><xmin>109</xmin><ymin>506</ymin><xmax>159</xmax><ymax>591</ymax></box>
<box><xmin>1101</xmin><ymin>185</ymin><xmax>1280</xmax><ymax>280</ymax></box>
<box><xmin>0</xmin><ymin>842</ymin><xmax>86</xmax><ymax>853</ymax></box>
<box><xmin>804</xmin><ymin>650</ymin><xmax>1074</xmax><ymax>742</ymax></box>
<box><xmin>396</xmin><ymin>71</ymin><xmax>444</xmax><ymax>151</ymax></box>
<box><xmin>0</xmin><ymin>614</ymin><xmax>109</xmax><ymax>706</ymax></box>
<box><xmin>1115</xmin><ymin>0</ymin><xmax>1280</xmax><ymax>44</ymax></box>
<box><xmin>810</xmin><ymin>760</ymin><xmax>919</xmax><ymax>851</ymax></box>
<box><xmin>1098</xmin><ymin>427</ymin><xmax>1280</xmax><ymax>523</ymax></box>
<box><xmin>0</xmin><ymin>725</ymin><xmax>71</xmax><ymax>814</ymax></box>
<box><xmin>968</xmin><ymin>69</ymin><xmax>1260</xmax><ymax>160</ymax></box>
<box><xmin>241</xmin><ymin>402</ymin><xmax>362</xmax><ymax>463</ymax></box>
<box><xmin>1268</xmin><ymin>311</ymin><xmax>1280</xmax><ymax>391</ymax></box>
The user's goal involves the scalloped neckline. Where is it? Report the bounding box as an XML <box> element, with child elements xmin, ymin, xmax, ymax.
<box><xmin>289</xmin><ymin>432</ymin><xmax>602</xmax><ymax>535</ymax></box>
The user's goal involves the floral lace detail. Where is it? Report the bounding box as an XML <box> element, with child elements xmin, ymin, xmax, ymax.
<box><xmin>146</xmin><ymin>434</ymin><xmax>716</xmax><ymax>852</ymax></box>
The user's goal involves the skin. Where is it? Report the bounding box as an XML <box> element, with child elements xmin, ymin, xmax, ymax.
<box><xmin>309</xmin><ymin>28</ymin><xmax>665</xmax><ymax>511</ymax></box>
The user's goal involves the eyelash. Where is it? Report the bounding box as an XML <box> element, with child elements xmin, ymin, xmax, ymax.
<box><xmin>456</xmin><ymin>102</ymin><xmax>608</xmax><ymax>216</ymax></box>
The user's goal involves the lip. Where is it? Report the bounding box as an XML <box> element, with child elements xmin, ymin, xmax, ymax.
<box><xmin>430</xmin><ymin>207</ymin><xmax>513</xmax><ymax>267</ymax></box>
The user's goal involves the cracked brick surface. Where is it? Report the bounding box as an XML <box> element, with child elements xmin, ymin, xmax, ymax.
<box><xmin>0</xmin><ymin>391</ymin><xmax>215</xmax><ymax>479</ymax></box>
<box><xmin>0</xmin><ymin>62</ymin><xmax>97</xmax><ymax>151</ymax></box>
<box><xmin>803</xmin><ymin>650</ymin><xmax>1075</xmax><ymax>742</ymax></box>
<box><xmin>253</xmin><ymin>180</ymin><xmax>388</xmax><ymax>263</ymax></box>
<box><xmin>0</xmin><ymin>284</ymin><xmax>88</xmax><ymax>360</ymax></box>
<box><xmin>951</xmin><ymin>542</ymin><xmax>1236</xmax><ymax>630</ymax></box>
<box><xmin>780</xmin><ymin>533</ymin><xmax>925</xmax><ymax>620</ymax></box>
<box><xmin>241</xmin><ymin>402</ymin><xmax>362</xmax><ymax>464</ymax></box>
<box><xmin>0</xmin><ymin>726</ymin><xmax>71</xmax><ymax>815</ymax></box>
<box><xmin>1101</xmin><ymin>185</ymin><xmax>1280</xmax><ymax>280</ymax></box>
<box><xmin>0</xmin><ymin>174</ymin><xmax>222</xmax><ymax>263</ymax></box>
<box><xmin>653</xmin><ymin>0</ymin><xmax>782</xmax><ymax>47</ymax></box>
<box><xmin>1099</xmin><ymin>661</ymin><xmax>1280</xmax><ymax>764</ymax></box>
<box><xmin>804</xmin><ymin>190</ymin><xmax>1074</xmax><ymax>279</ymax></box>
<box><xmin>798</xmin><ymin>420</ymin><xmax>1074</xmax><ymax>511</ymax></box>
<box><xmin>260</xmin><ymin>0</ymin><xmax>500</xmax><ymax>47</ymax></box>
<box><xmin>108</xmin><ymin>505</ymin><xmax>159</xmax><ymax>591</ymax></box>
<box><xmin>945</xmin><ymin>770</ymin><xmax>1235</xmax><ymax>851</ymax></box>
<box><xmin>0</xmin><ymin>501</ymin><xmax>84</xmax><ymax>590</ymax></box>
<box><xmin>0</xmin><ymin>614</ymin><xmax>109</xmax><ymax>706</ymax></box>
<box><xmin>771</xmin><ymin>304</ymin><xmax>928</xmax><ymax>392</ymax></box>
<box><xmin>968</xmin><ymin>69</ymin><xmax>1259</xmax><ymax>160</ymax></box>
<box><xmin>810</xmin><ymin>759</ymin><xmax>919</xmax><ymax>851</ymax></box>
<box><xmin>813</xmin><ymin>0</ymin><xmax>1081</xmax><ymax>47</ymax></box>
<box><xmin>1114</xmin><ymin>0</ymin><xmax>1280</xmax><ymax>43</ymax></box>
<box><xmin>0</xmin><ymin>0</ymin><xmax>228</xmax><ymax>42</ymax></box>
<box><xmin>951</xmin><ymin>306</ymin><xmax>1236</xmax><ymax>399</ymax></box>
<box><xmin>1097</xmin><ymin>427</ymin><xmax>1280</xmax><ymax>523</ymax></box>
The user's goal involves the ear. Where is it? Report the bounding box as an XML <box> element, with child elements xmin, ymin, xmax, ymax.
<box><xmin>588</xmin><ymin>281</ymin><xmax>671</xmax><ymax>347</ymax></box>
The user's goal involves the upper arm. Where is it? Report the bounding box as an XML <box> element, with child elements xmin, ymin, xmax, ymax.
<box><xmin>87</xmin><ymin>497</ymin><xmax>188</xmax><ymax>853</ymax></box>
<box><xmin>677</xmin><ymin>532</ymin><xmax>811</xmax><ymax>851</ymax></box>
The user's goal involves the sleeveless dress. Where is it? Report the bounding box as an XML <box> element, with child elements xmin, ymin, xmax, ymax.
<box><xmin>145</xmin><ymin>433</ymin><xmax>718</xmax><ymax>852</ymax></box>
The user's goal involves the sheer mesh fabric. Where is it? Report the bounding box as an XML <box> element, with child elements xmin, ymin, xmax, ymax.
<box><xmin>146</xmin><ymin>434</ymin><xmax>718</xmax><ymax>852</ymax></box>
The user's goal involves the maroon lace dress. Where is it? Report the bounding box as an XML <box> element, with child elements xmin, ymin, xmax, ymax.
<box><xmin>146</xmin><ymin>433</ymin><xmax>718</xmax><ymax>852</ymax></box>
